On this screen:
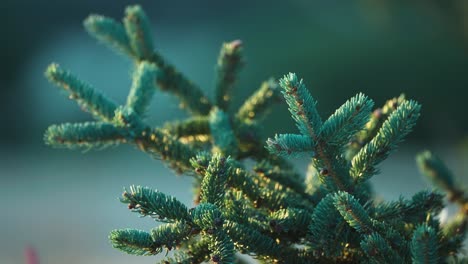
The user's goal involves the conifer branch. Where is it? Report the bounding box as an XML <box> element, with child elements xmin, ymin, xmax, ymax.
<box><xmin>44</xmin><ymin>122</ymin><xmax>127</xmax><ymax>149</ymax></box>
<box><xmin>279</xmin><ymin>73</ymin><xmax>322</xmax><ymax>138</ymax></box>
<box><xmin>253</xmin><ymin>160</ymin><xmax>306</xmax><ymax>199</ymax></box>
<box><xmin>209</xmin><ymin>108</ymin><xmax>239</xmax><ymax>156</ymax></box>
<box><xmin>333</xmin><ymin>191</ymin><xmax>374</xmax><ymax>235</ymax></box>
<box><xmin>44</xmin><ymin>5</ymin><xmax>468</xmax><ymax>263</ymax></box>
<box><xmin>417</xmin><ymin>151</ymin><xmax>468</xmax><ymax>208</ymax></box>
<box><xmin>308</xmin><ymin>194</ymin><xmax>345</xmax><ymax>257</ymax></box>
<box><xmin>123</xmin><ymin>5</ymin><xmax>154</xmax><ymax>60</ymax></box>
<box><xmin>268</xmin><ymin>208</ymin><xmax>312</xmax><ymax>237</ymax></box>
<box><xmin>208</xmin><ymin>230</ymin><xmax>235</xmax><ymax>264</ymax></box>
<box><xmin>191</xmin><ymin>203</ymin><xmax>224</xmax><ymax>231</ymax></box>
<box><xmin>266</xmin><ymin>134</ymin><xmax>315</xmax><ymax>158</ymax></box>
<box><xmin>272</xmin><ymin>73</ymin><xmax>352</xmax><ymax>192</ymax></box>
<box><xmin>350</xmin><ymin>100</ymin><xmax>421</xmax><ymax>184</ymax></box>
<box><xmin>236</xmin><ymin>78</ymin><xmax>282</xmax><ymax>123</ymax></box>
<box><xmin>142</xmin><ymin>128</ymin><xmax>196</xmax><ymax>171</ymax></box>
<box><xmin>410</xmin><ymin>224</ymin><xmax>439</xmax><ymax>264</ymax></box>
<box><xmin>372</xmin><ymin>190</ymin><xmax>444</xmax><ymax>224</ymax></box>
<box><xmin>126</xmin><ymin>62</ymin><xmax>158</xmax><ymax>116</ymax></box>
<box><xmin>320</xmin><ymin>93</ymin><xmax>374</xmax><ymax>147</ymax></box>
<box><xmin>150</xmin><ymin>222</ymin><xmax>192</xmax><ymax>251</ymax></box>
<box><xmin>109</xmin><ymin>229</ymin><xmax>159</xmax><ymax>256</ymax></box>
<box><xmin>87</xmin><ymin>5</ymin><xmax>213</xmax><ymax>115</ymax></box>
<box><xmin>150</xmin><ymin>55</ymin><xmax>213</xmax><ymax>115</ymax></box>
<box><xmin>122</xmin><ymin>185</ymin><xmax>192</xmax><ymax>223</ymax></box>
<box><xmin>224</xmin><ymin>220</ymin><xmax>281</xmax><ymax>256</ymax></box>
<box><xmin>83</xmin><ymin>14</ymin><xmax>133</xmax><ymax>57</ymax></box>
<box><xmin>346</xmin><ymin>94</ymin><xmax>406</xmax><ymax>160</ymax></box>
<box><xmin>113</xmin><ymin>107</ymin><xmax>197</xmax><ymax>172</ymax></box>
<box><xmin>215</xmin><ymin>40</ymin><xmax>244</xmax><ymax>111</ymax></box>
<box><xmin>163</xmin><ymin>116</ymin><xmax>210</xmax><ymax>138</ymax></box>
<box><xmin>199</xmin><ymin>155</ymin><xmax>231</xmax><ymax>208</ymax></box>
<box><xmin>45</xmin><ymin>63</ymin><xmax>118</xmax><ymax>122</ymax></box>
<box><xmin>360</xmin><ymin>232</ymin><xmax>404</xmax><ymax>263</ymax></box>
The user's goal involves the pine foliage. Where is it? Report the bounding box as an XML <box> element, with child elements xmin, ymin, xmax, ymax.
<box><xmin>44</xmin><ymin>5</ymin><xmax>467</xmax><ymax>263</ymax></box>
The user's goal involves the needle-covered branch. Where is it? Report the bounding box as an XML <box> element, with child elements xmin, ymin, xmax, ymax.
<box><xmin>84</xmin><ymin>14</ymin><xmax>133</xmax><ymax>57</ymax></box>
<box><xmin>44</xmin><ymin>4</ymin><xmax>468</xmax><ymax>263</ymax></box>
<box><xmin>44</xmin><ymin>122</ymin><xmax>128</xmax><ymax>149</ymax></box>
<box><xmin>319</xmin><ymin>93</ymin><xmax>374</xmax><ymax>147</ymax></box>
<box><xmin>236</xmin><ymin>78</ymin><xmax>282</xmax><ymax>123</ymax></box>
<box><xmin>109</xmin><ymin>229</ymin><xmax>159</xmax><ymax>256</ymax></box>
<box><xmin>215</xmin><ymin>40</ymin><xmax>244</xmax><ymax>111</ymax></box>
<box><xmin>417</xmin><ymin>151</ymin><xmax>467</xmax><ymax>207</ymax></box>
<box><xmin>45</xmin><ymin>63</ymin><xmax>118</xmax><ymax>122</ymax></box>
<box><xmin>126</xmin><ymin>62</ymin><xmax>158</xmax><ymax>116</ymax></box>
<box><xmin>410</xmin><ymin>224</ymin><xmax>439</xmax><ymax>264</ymax></box>
<box><xmin>122</xmin><ymin>185</ymin><xmax>191</xmax><ymax>223</ymax></box>
<box><xmin>199</xmin><ymin>155</ymin><xmax>232</xmax><ymax>208</ymax></box>
<box><xmin>279</xmin><ymin>73</ymin><xmax>322</xmax><ymax>138</ymax></box>
<box><xmin>209</xmin><ymin>108</ymin><xmax>239</xmax><ymax>156</ymax></box>
<box><xmin>350</xmin><ymin>100</ymin><xmax>421</xmax><ymax>184</ymax></box>
<box><xmin>123</xmin><ymin>5</ymin><xmax>154</xmax><ymax>60</ymax></box>
<box><xmin>266</xmin><ymin>134</ymin><xmax>315</xmax><ymax>158</ymax></box>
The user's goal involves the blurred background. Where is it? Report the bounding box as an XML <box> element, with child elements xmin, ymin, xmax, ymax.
<box><xmin>2</xmin><ymin>0</ymin><xmax>467</xmax><ymax>263</ymax></box>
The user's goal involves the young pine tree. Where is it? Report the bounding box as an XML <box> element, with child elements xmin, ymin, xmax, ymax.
<box><xmin>44</xmin><ymin>5</ymin><xmax>467</xmax><ymax>264</ymax></box>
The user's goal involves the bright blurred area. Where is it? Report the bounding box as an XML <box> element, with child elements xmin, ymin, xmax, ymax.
<box><xmin>1</xmin><ymin>1</ymin><xmax>467</xmax><ymax>263</ymax></box>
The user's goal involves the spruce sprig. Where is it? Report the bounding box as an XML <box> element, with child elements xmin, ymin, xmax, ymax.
<box><xmin>44</xmin><ymin>4</ymin><xmax>468</xmax><ymax>264</ymax></box>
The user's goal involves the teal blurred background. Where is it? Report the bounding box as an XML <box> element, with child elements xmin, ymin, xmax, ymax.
<box><xmin>1</xmin><ymin>1</ymin><xmax>467</xmax><ymax>263</ymax></box>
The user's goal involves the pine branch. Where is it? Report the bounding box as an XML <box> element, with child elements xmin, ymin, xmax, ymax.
<box><xmin>279</xmin><ymin>72</ymin><xmax>322</xmax><ymax>138</ymax></box>
<box><xmin>253</xmin><ymin>159</ymin><xmax>307</xmax><ymax>199</ymax></box>
<box><xmin>91</xmin><ymin>5</ymin><xmax>212</xmax><ymax>115</ymax></box>
<box><xmin>224</xmin><ymin>220</ymin><xmax>281</xmax><ymax>257</ymax></box>
<box><xmin>151</xmin><ymin>222</ymin><xmax>192</xmax><ymax>251</ymax></box>
<box><xmin>268</xmin><ymin>208</ymin><xmax>312</xmax><ymax>237</ymax></box>
<box><xmin>113</xmin><ymin>107</ymin><xmax>197</xmax><ymax>172</ymax></box>
<box><xmin>109</xmin><ymin>229</ymin><xmax>159</xmax><ymax>256</ymax></box>
<box><xmin>83</xmin><ymin>14</ymin><xmax>133</xmax><ymax>57</ymax></box>
<box><xmin>346</xmin><ymin>94</ymin><xmax>406</xmax><ymax>160</ymax></box>
<box><xmin>208</xmin><ymin>230</ymin><xmax>235</xmax><ymax>264</ymax></box>
<box><xmin>191</xmin><ymin>203</ymin><xmax>224</xmax><ymax>231</ymax></box>
<box><xmin>372</xmin><ymin>190</ymin><xmax>444</xmax><ymax>224</ymax></box>
<box><xmin>44</xmin><ymin>5</ymin><xmax>468</xmax><ymax>263</ymax></box>
<box><xmin>199</xmin><ymin>155</ymin><xmax>231</xmax><ymax>208</ymax></box>
<box><xmin>121</xmin><ymin>185</ymin><xmax>191</xmax><ymax>223</ymax></box>
<box><xmin>417</xmin><ymin>151</ymin><xmax>467</xmax><ymax>207</ymax></box>
<box><xmin>209</xmin><ymin>108</ymin><xmax>239</xmax><ymax>156</ymax></box>
<box><xmin>123</xmin><ymin>5</ymin><xmax>154</xmax><ymax>60</ymax></box>
<box><xmin>319</xmin><ymin>93</ymin><xmax>374</xmax><ymax>147</ymax></box>
<box><xmin>215</xmin><ymin>40</ymin><xmax>244</xmax><ymax>111</ymax></box>
<box><xmin>272</xmin><ymin>73</ymin><xmax>353</xmax><ymax>192</ymax></box>
<box><xmin>236</xmin><ymin>78</ymin><xmax>282</xmax><ymax>123</ymax></box>
<box><xmin>266</xmin><ymin>133</ymin><xmax>315</xmax><ymax>158</ymax></box>
<box><xmin>333</xmin><ymin>191</ymin><xmax>374</xmax><ymax>235</ymax></box>
<box><xmin>350</xmin><ymin>100</ymin><xmax>421</xmax><ymax>183</ymax></box>
<box><xmin>308</xmin><ymin>194</ymin><xmax>346</xmax><ymax>257</ymax></box>
<box><xmin>360</xmin><ymin>232</ymin><xmax>403</xmax><ymax>264</ymax></box>
<box><xmin>163</xmin><ymin>116</ymin><xmax>210</xmax><ymax>138</ymax></box>
<box><xmin>45</xmin><ymin>63</ymin><xmax>118</xmax><ymax>121</ymax></box>
<box><xmin>44</xmin><ymin>122</ymin><xmax>127</xmax><ymax>149</ymax></box>
<box><xmin>410</xmin><ymin>224</ymin><xmax>439</xmax><ymax>264</ymax></box>
<box><xmin>126</xmin><ymin>61</ymin><xmax>158</xmax><ymax>116</ymax></box>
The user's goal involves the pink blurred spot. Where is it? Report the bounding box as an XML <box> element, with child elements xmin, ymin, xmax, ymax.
<box><xmin>24</xmin><ymin>246</ymin><xmax>39</xmax><ymax>264</ymax></box>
